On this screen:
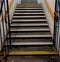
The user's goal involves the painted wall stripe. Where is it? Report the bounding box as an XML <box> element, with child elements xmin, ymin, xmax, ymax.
<box><xmin>1</xmin><ymin>0</ymin><xmax>14</xmax><ymax>21</ymax></box>
<box><xmin>45</xmin><ymin>0</ymin><xmax>54</xmax><ymax>20</ymax></box>
<box><xmin>9</xmin><ymin>0</ymin><xmax>14</xmax><ymax>9</ymax></box>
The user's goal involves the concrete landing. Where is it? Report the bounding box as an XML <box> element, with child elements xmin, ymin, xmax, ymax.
<box><xmin>21</xmin><ymin>0</ymin><xmax>37</xmax><ymax>4</ymax></box>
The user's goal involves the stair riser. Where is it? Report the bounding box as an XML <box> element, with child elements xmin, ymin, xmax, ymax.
<box><xmin>8</xmin><ymin>37</ymin><xmax>52</xmax><ymax>39</ymax></box>
<box><xmin>10</xmin><ymin>31</ymin><xmax>51</xmax><ymax>35</ymax></box>
<box><xmin>11</xmin><ymin>21</ymin><xmax>47</xmax><ymax>23</ymax></box>
<box><xmin>15</xmin><ymin>8</ymin><xmax>43</xmax><ymax>10</ymax></box>
<box><xmin>13</xmin><ymin>17</ymin><xmax>46</xmax><ymax>19</ymax></box>
<box><xmin>10</xmin><ymin>26</ymin><xmax>48</xmax><ymax>27</ymax></box>
<box><xmin>15</xmin><ymin>11</ymin><xmax>44</xmax><ymax>13</ymax></box>
<box><xmin>10</xmin><ymin>26</ymin><xmax>49</xmax><ymax>29</ymax></box>
<box><xmin>13</xmin><ymin>14</ymin><xmax>45</xmax><ymax>16</ymax></box>
<box><xmin>4</xmin><ymin>45</ymin><xmax>54</xmax><ymax>51</ymax></box>
<box><xmin>16</xmin><ymin>6</ymin><xmax>42</xmax><ymax>8</ymax></box>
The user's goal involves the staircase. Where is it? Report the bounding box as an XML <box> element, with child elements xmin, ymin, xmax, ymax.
<box><xmin>7</xmin><ymin>3</ymin><xmax>58</xmax><ymax>56</ymax></box>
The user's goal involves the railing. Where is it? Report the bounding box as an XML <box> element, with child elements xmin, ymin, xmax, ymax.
<box><xmin>53</xmin><ymin>0</ymin><xmax>60</xmax><ymax>51</ymax></box>
<box><xmin>0</xmin><ymin>0</ymin><xmax>11</xmax><ymax>60</ymax></box>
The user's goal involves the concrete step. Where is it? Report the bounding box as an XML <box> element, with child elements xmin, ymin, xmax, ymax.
<box><xmin>13</xmin><ymin>16</ymin><xmax>46</xmax><ymax>19</ymax></box>
<box><xmin>16</xmin><ymin>6</ymin><xmax>42</xmax><ymax>8</ymax></box>
<box><xmin>10</xmin><ymin>23</ymin><xmax>48</xmax><ymax>27</ymax></box>
<box><xmin>15</xmin><ymin>10</ymin><xmax>44</xmax><ymax>13</ymax></box>
<box><xmin>14</xmin><ymin>13</ymin><xmax>44</xmax><ymax>14</ymax></box>
<box><xmin>10</xmin><ymin>26</ymin><xmax>50</xmax><ymax>32</ymax></box>
<box><xmin>15</xmin><ymin>8</ymin><xmax>43</xmax><ymax>10</ymax></box>
<box><xmin>9</xmin><ymin>51</ymin><xmax>58</xmax><ymax>56</ymax></box>
<box><xmin>9</xmin><ymin>35</ymin><xmax>52</xmax><ymax>38</ymax></box>
<box><xmin>16</xmin><ymin>5</ymin><xmax>42</xmax><ymax>8</ymax></box>
<box><xmin>10</xmin><ymin>41</ymin><xmax>53</xmax><ymax>46</ymax></box>
<box><xmin>6</xmin><ymin>46</ymin><xmax>58</xmax><ymax>55</ymax></box>
<box><xmin>16</xmin><ymin>6</ymin><xmax>43</xmax><ymax>8</ymax></box>
<box><xmin>15</xmin><ymin>10</ymin><xmax>44</xmax><ymax>11</ymax></box>
<box><xmin>13</xmin><ymin>16</ymin><xmax>45</xmax><ymax>17</ymax></box>
<box><xmin>11</xmin><ymin>31</ymin><xmax>51</xmax><ymax>35</ymax></box>
<box><xmin>13</xmin><ymin>14</ymin><xmax>45</xmax><ymax>16</ymax></box>
<box><xmin>11</xmin><ymin>29</ymin><xmax>52</xmax><ymax>39</ymax></box>
<box><xmin>11</xmin><ymin>19</ymin><xmax>47</xmax><ymax>23</ymax></box>
<box><xmin>14</xmin><ymin>13</ymin><xmax>45</xmax><ymax>16</ymax></box>
<box><xmin>6</xmin><ymin>37</ymin><xmax>53</xmax><ymax>45</ymax></box>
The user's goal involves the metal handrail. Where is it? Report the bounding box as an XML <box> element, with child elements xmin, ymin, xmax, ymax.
<box><xmin>0</xmin><ymin>0</ymin><xmax>11</xmax><ymax>61</ymax></box>
<box><xmin>53</xmin><ymin>0</ymin><xmax>60</xmax><ymax>51</ymax></box>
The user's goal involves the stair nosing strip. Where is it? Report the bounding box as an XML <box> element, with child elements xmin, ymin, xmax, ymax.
<box><xmin>9</xmin><ymin>51</ymin><xmax>58</xmax><ymax>55</ymax></box>
<box><xmin>10</xmin><ymin>24</ymin><xmax>48</xmax><ymax>26</ymax></box>
<box><xmin>16</xmin><ymin>8</ymin><xmax>43</xmax><ymax>9</ymax></box>
<box><xmin>12</xmin><ymin>19</ymin><xmax>47</xmax><ymax>21</ymax></box>
<box><xmin>15</xmin><ymin>10</ymin><xmax>44</xmax><ymax>11</ymax></box>
<box><xmin>12</xmin><ymin>42</ymin><xmax>53</xmax><ymax>45</ymax></box>
<box><xmin>11</xmin><ymin>29</ymin><xmax>50</xmax><ymax>31</ymax></box>
<box><xmin>13</xmin><ymin>16</ymin><xmax>46</xmax><ymax>18</ymax></box>
<box><xmin>14</xmin><ymin>13</ymin><xmax>45</xmax><ymax>14</ymax></box>
<box><xmin>11</xmin><ymin>35</ymin><xmax>52</xmax><ymax>37</ymax></box>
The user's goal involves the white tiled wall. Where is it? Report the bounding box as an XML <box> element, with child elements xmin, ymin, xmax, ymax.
<box><xmin>9</xmin><ymin>0</ymin><xmax>21</xmax><ymax>20</ymax></box>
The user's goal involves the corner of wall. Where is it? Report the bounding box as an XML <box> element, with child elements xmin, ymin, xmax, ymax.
<box><xmin>42</xmin><ymin>0</ymin><xmax>54</xmax><ymax>37</ymax></box>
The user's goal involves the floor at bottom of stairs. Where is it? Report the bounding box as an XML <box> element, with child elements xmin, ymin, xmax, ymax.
<box><xmin>4</xmin><ymin>56</ymin><xmax>59</xmax><ymax>62</ymax></box>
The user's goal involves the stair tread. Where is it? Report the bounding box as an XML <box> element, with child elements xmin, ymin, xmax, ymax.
<box><xmin>10</xmin><ymin>23</ymin><xmax>48</xmax><ymax>26</ymax></box>
<box><xmin>16</xmin><ymin>3</ymin><xmax>42</xmax><ymax>8</ymax></box>
<box><xmin>13</xmin><ymin>16</ymin><xmax>46</xmax><ymax>19</ymax></box>
<box><xmin>17</xmin><ymin>2</ymin><xmax>42</xmax><ymax>6</ymax></box>
<box><xmin>8</xmin><ymin>46</ymin><xmax>58</xmax><ymax>55</ymax></box>
<box><xmin>16</xmin><ymin>5</ymin><xmax>42</xmax><ymax>7</ymax></box>
<box><xmin>12</xmin><ymin>19</ymin><xmax>47</xmax><ymax>22</ymax></box>
<box><xmin>9</xmin><ymin>46</ymin><xmax>56</xmax><ymax>51</ymax></box>
<box><xmin>15</xmin><ymin>8</ymin><xmax>43</xmax><ymax>10</ymax></box>
<box><xmin>11</xmin><ymin>42</ymin><xmax>53</xmax><ymax>45</ymax></box>
<box><xmin>15</xmin><ymin>10</ymin><xmax>44</xmax><ymax>13</ymax></box>
<box><xmin>7</xmin><ymin>38</ymin><xmax>53</xmax><ymax>45</ymax></box>
<box><xmin>10</xmin><ymin>35</ymin><xmax>52</xmax><ymax>38</ymax></box>
<box><xmin>14</xmin><ymin>13</ymin><xmax>44</xmax><ymax>14</ymax></box>
<box><xmin>15</xmin><ymin>10</ymin><xmax>44</xmax><ymax>11</ymax></box>
<box><xmin>10</xmin><ymin>28</ymin><xmax>50</xmax><ymax>32</ymax></box>
<box><xmin>8</xmin><ymin>38</ymin><xmax>52</xmax><ymax>42</ymax></box>
<box><xmin>11</xmin><ymin>32</ymin><xmax>51</xmax><ymax>35</ymax></box>
<box><xmin>16</xmin><ymin>5</ymin><xmax>43</xmax><ymax>8</ymax></box>
<box><xmin>10</xmin><ymin>26</ymin><xmax>49</xmax><ymax>29</ymax></box>
<box><xmin>13</xmin><ymin>16</ymin><xmax>46</xmax><ymax>18</ymax></box>
<box><xmin>14</xmin><ymin>13</ymin><xmax>45</xmax><ymax>16</ymax></box>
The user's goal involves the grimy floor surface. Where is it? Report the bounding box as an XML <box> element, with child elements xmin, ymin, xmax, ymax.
<box><xmin>5</xmin><ymin>56</ymin><xmax>59</xmax><ymax>62</ymax></box>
